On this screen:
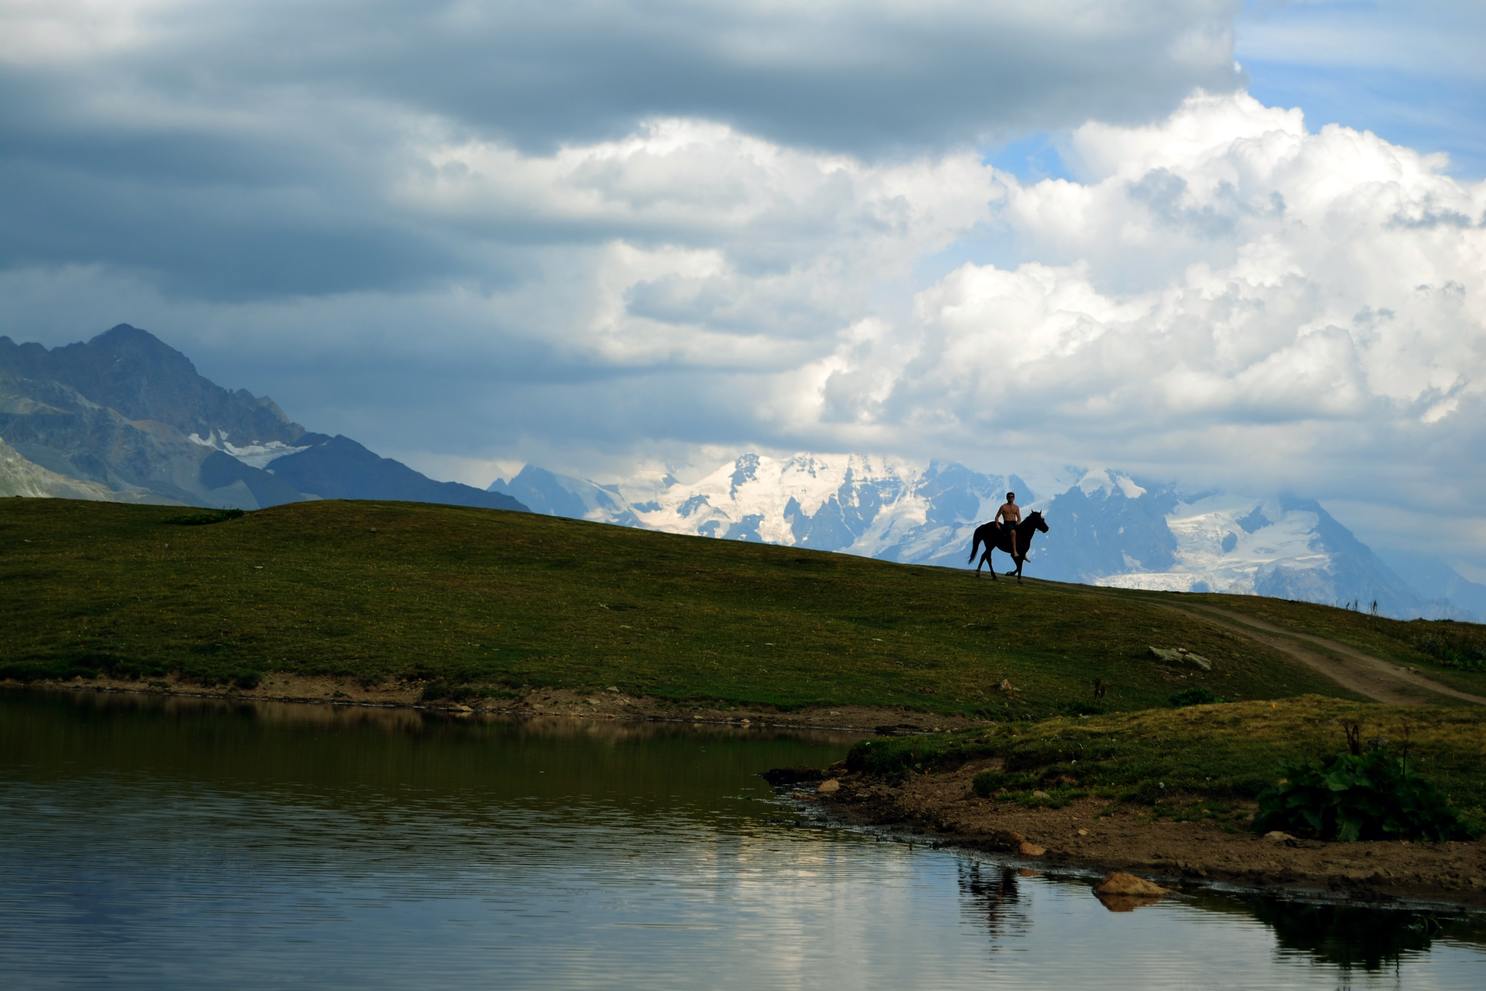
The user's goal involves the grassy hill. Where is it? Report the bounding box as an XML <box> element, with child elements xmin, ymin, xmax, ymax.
<box><xmin>3</xmin><ymin>498</ymin><xmax>1483</xmax><ymax>718</ymax></box>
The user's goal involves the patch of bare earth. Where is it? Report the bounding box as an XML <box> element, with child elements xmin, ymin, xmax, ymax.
<box><xmin>814</xmin><ymin>760</ymin><xmax>1486</xmax><ymax>909</ymax></box>
<box><xmin>1164</xmin><ymin>603</ymin><xmax>1486</xmax><ymax>706</ymax></box>
<box><xmin>9</xmin><ymin>674</ymin><xmax>982</xmax><ymax>733</ymax></box>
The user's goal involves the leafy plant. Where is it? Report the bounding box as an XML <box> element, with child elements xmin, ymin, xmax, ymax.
<box><xmin>165</xmin><ymin>508</ymin><xmax>246</xmax><ymax>526</ymax></box>
<box><xmin>1252</xmin><ymin>738</ymin><xmax>1475</xmax><ymax>842</ymax></box>
<box><xmin>1407</xmin><ymin>623</ymin><xmax>1486</xmax><ymax>672</ymax></box>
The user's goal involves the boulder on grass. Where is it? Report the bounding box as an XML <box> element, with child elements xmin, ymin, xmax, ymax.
<box><xmin>1148</xmin><ymin>646</ymin><xmax>1212</xmax><ymax>671</ymax></box>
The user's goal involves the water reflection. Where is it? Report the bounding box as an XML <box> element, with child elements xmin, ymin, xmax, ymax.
<box><xmin>3</xmin><ymin>688</ymin><xmax>1484</xmax><ymax>991</ymax></box>
<box><xmin>957</xmin><ymin>862</ymin><xmax>1029</xmax><ymax>948</ymax></box>
<box><xmin>1251</xmin><ymin>899</ymin><xmax>1460</xmax><ymax>973</ymax></box>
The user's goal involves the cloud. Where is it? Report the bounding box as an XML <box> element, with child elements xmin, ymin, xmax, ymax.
<box><xmin>802</xmin><ymin>91</ymin><xmax>1486</xmax><ymax>556</ymax></box>
<box><xmin>1</xmin><ymin>3</ymin><xmax>1483</xmax><ymax>565</ymax></box>
<box><xmin>1</xmin><ymin>1</ymin><xmax>1244</xmax><ymax>157</ymax></box>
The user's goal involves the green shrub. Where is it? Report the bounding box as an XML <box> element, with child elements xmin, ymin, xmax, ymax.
<box><xmin>1407</xmin><ymin>623</ymin><xmax>1486</xmax><ymax>672</ymax></box>
<box><xmin>1252</xmin><ymin>746</ymin><xmax>1475</xmax><ymax>842</ymax></box>
<box><xmin>165</xmin><ymin>509</ymin><xmax>246</xmax><ymax>526</ymax></box>
<box><xmin>1169</xmin><ymin>687</ymin><xmax>1219</xmax><ymax>707</ymax></box>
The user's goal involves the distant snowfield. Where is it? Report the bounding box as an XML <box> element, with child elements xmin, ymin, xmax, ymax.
<box><xmin>1098</xmin><ymin>496</ymin><xmax>1330</xmax><ymax>595</ymax></box>
<box><xmin>188</xmin><ymin>430</ymin><xmax>309</xmax><ymax>469</ymax></box>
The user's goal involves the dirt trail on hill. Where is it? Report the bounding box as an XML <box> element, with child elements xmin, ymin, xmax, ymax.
<box><xmin>1164</xmin><ymin>602</ymin><xmax>1486</xmax><ymax>706</ymax></box>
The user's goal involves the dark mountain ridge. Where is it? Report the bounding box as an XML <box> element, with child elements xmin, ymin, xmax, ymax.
<box><xmin>0</xmin><ymin>325</ymin><xmax>524</xmax><ymax>513</ymax></box>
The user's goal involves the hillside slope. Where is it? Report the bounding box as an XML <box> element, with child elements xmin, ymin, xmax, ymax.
<box><xmin>5</xmin><ymin>499</ymin><xmax>1483</xmax><ymax>716</ymax></box>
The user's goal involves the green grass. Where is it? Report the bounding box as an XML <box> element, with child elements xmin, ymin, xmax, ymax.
<box><xmin>847</xmin><ymin>697</ymin><xmax>1486</xmax><ymax>827</ymax></box>
<box><xmin>0</xmin><ymin>498</ymin><xmax>1475</xmax><ymax>717</ymax></box>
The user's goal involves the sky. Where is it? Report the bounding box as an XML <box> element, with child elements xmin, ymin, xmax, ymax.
<box><xmin>2</xmin><ymin>1</ymin><xmax>1484</xmax><ymax>573</ymax></box>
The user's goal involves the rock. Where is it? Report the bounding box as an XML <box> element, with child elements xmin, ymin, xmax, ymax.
<box><xmin>1147</xmin><ymin>646</ymin><xmax>1213</xmax><ymax>671</ymax></box>
<box><xmin>1264</xmin><ymin>831</ymin><xmax>1299</xmax><ymax>847</ymax></box>
<box><xmin>998</xmin><ymin>678</ymin><xmax>1018</xmax><ymax>695</ymax></box>
<box><xmin>1031</xmin><ymin>789</ymin><xmax>1051</xmax><ymax>800</ymax></box>
<box><xmin>1094</xmin><ymin>872</ymin><xmax>1166</xmax><ymax>898</ymax></box>
<box><xmin>1017</xmin><ymin>841</ymin><xmax>1046</xmax><ymax>857</ymax></box>
<box><xmin>817</xmin><ymin>778</ymin><xmax>842</xmax><ymax>795</ymax></box>
<box><xmin>1077</xmin><ymin>828</ymin><xmax>1089</xmax><ymax>837</ymax></box>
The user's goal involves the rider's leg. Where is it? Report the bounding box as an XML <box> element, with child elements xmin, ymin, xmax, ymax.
<box><xmin>1009</xmin><ymin>529</ymin><xmax>1018</xmax><ymax>559</ymax></box>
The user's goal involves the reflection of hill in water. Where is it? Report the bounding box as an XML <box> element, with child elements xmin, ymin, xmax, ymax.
<box><xmin>1249</xmin><ymin>899</ymin><xmax>1485</xmax><ymax>973</ymax></box>
<box><xmin>0</xmin><ymin>689</ymin><xmax>854</xmax><ymax>852</ymax></box>
<box><xmin>954</xmin><ymin>870</ymin><xmax>1486</xmax><ymax>974</ymax></box>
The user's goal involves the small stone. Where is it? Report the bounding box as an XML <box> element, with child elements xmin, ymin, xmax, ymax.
<box><xmin>1017</xmin><ymin>841</ymin><xmax>1046</xmax><ymax>857</ymax></box>
<box><xmin>1264</xmin><ymin>831</ymin><xmax>1299</xmax><ymax>846</ymax></box>
<box><xmin>1077</xmin><ymin>828</ymin><xmax>1089</xmax><ymax>837</ymax></box>
<box><xmin>817</xmin><ymin>778</ymin><xmax>841</xmax><ymax>795</ymax></box>
<box><xmin>1094</xmin><ymin>872</ymin><xmax>1166</xmax><ymax>898</ymax></box>
<box><xmin>1032</xmin><ymin>789</ymin><xmax>1051</xmax><ymax>800</ymax></box>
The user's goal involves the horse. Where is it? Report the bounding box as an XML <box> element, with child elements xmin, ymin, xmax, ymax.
<box><xmin>968</xmin><ymin>511</ymin><xmax>1049</xmax><ymax>582</ymax></box>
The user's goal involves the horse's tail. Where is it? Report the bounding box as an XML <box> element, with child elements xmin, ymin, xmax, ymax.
<box><xmin>968</xmin><ymin>529</ymin><xmax>983</xmax><ymax>564</ymax></box>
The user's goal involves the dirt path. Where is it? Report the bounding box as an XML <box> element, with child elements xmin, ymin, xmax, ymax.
<box><xmin>1164</xmin><ymin>602</ymin><xmax>1486</xmax><ymax>706</ymax></box>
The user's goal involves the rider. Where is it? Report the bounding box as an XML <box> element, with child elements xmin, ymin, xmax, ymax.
<box><xmin>995</xmin><ymin>491</ymin><xmax>1021</xmax><ymax>559</ymax></box>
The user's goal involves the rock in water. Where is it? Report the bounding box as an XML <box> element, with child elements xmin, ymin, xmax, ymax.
<box><xmin>1094</xmin><ymin>872</ymin><xmax>1167</xmax><ymax>897</ymax></box>
<box><xmin>816</xmin><ymin>778</ymin><xmax>841</xmax><ymax>795</ymax></box>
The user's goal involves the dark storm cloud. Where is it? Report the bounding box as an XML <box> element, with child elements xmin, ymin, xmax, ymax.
<box><xmin>0</xmin><ymin>1</ymin><xmax>1242</xmax><ymax>305</ymax></box>
<box><xmin>133</xmin><ymin>0</ymin><xmax>1244</xmax><ymax>157</ymax></box>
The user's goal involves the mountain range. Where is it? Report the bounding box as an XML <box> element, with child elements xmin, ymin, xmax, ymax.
<box><xmin>491</xmin><ymin>456</ymin><xmax>1486</xmax><ymax>621</ymax></box>
<box><xmin>0</xmin><ymin>325</ymin><xmax>525</xmax><ymax>513</ymax></box>
<box><xmin>5</xmin><ymin>324</ymin><xmax>1481</xmax><ymax>621</ymax></box>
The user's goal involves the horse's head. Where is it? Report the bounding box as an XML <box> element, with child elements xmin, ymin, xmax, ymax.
<box><xmin>1028</xmin><ymin>510</ymin><xmax>1049</xmax><ymax>532</ymax></box>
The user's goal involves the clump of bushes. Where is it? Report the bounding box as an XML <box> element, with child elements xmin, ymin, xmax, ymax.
<box><xmin>166</xmin><ymin>508</ymin><xmax>246</xmax><ymax>526</ymax></box>
<box><xmin>1169</xmin><ymin>687</ymin><xmax>1218</xmax><ymax>707</ymax></box>
<box><xmin>1407</xmin><ymin>622</ymin><xmax>1486</xmax><ymax>672</ymax></box>
<box><xmin>1252</xmin><ymin>722</ymin><xmax>1476</xmax><ymax>842</ymax></box>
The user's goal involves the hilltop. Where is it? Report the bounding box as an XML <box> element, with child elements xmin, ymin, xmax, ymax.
<box><xmin>4</xmin><ymin>498</ymin><xmax>1482</xmax><ymax>721</ymax></box>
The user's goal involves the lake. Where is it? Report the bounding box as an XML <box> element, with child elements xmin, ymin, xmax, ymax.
<box><xmin>2</xmin><ymin>689</ymin><xmax>1483</xmax><ymax>989</ymax></box>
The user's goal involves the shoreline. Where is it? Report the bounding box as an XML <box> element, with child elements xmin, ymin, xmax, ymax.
<box><xmin>11</xmin><ymin>676</ymin><xmax>1485</xmax><ymax>912</ymax></box>
<box><xmin>806</xmin><ymin>760</ymin><xmax>1486</xmax><ymax>912</ymax></box>
<box><xmin>1</xmin><ymin>673</ymin><xmax>979</xmax><ymax>734</ymax></box>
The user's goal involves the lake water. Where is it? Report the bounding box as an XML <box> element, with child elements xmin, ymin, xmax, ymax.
<box><xmin>2</xmin><ymin>690</ymin><xmax>1483</xmax><ymax>989</ymax></box>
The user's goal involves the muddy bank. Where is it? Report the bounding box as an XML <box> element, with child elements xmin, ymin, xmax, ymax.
<box><xmin>1</xmin><ymin>673</ymin><xmax>984</xmax><ymax>734</ymax></box>
<box><xmin>801</xmin><ymin>759</ymin><xmax>1486</xmax><ymax>910</ymax></box>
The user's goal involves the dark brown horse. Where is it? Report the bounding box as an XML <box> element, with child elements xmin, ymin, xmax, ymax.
<box><xmin>968</xmin><ymin>511</ymin><xmax>1048</xmax><ymax>582</ymax></box>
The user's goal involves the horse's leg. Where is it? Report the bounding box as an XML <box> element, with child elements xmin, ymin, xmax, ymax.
<box><xmin>985</xmin><ymin>551</ymin><xmax>997</xmax><ymax>580</ymax></box>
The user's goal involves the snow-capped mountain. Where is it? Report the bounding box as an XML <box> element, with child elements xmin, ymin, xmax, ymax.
<box><xmin>0</xmin><ymin>325</ymin><xmax>525</xmax><ymax>513</ymax></box>
<box><xmin>1038</xmin><ymin>481</ymin><xmax>1426</xmax><ymax>617</ymax></box>
<box><xmin>491</xmin><ymin>454</ymin><xmax>1480</xmax><ymax>620</ymax></box>
<box><xmin>493</xmin><ymin>453</ymin><xmax>1031</xmax><ymax>569</ymax></box>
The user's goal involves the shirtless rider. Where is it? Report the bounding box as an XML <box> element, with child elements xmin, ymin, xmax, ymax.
<box><xmin>995</xmin><ymin>491</ymin><xmax>1022</xmax><ymax>559</ymax></box>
